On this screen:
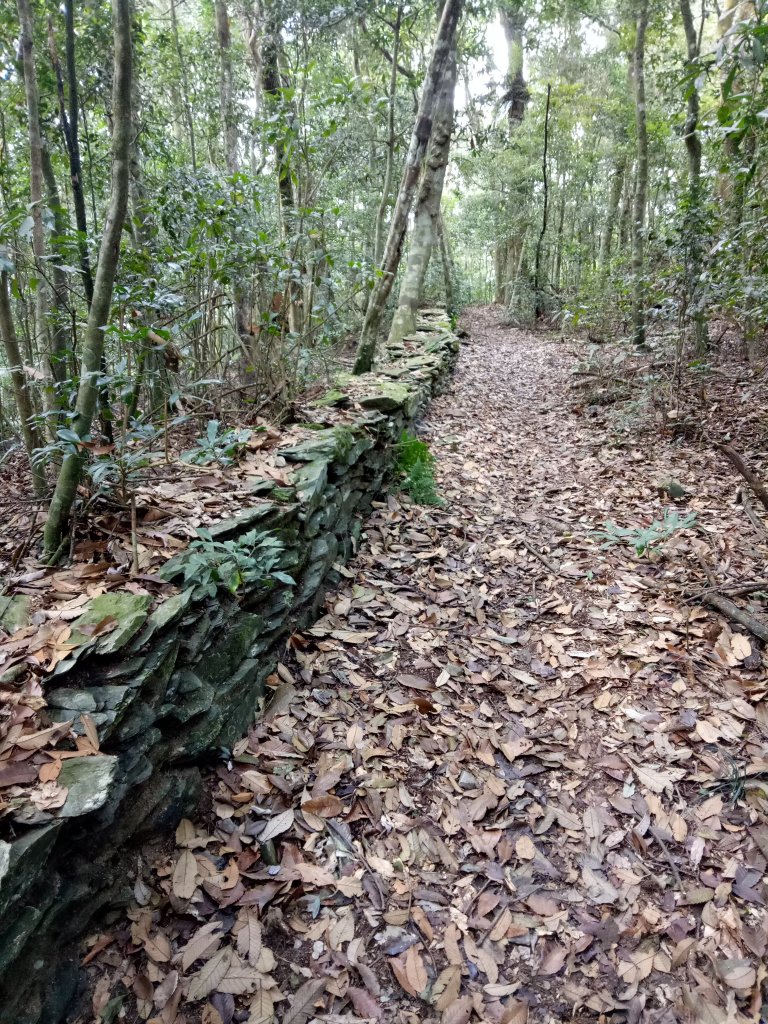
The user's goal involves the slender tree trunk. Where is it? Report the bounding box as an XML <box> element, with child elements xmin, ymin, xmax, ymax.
<box><xmin>533</xmin><ymin>83</ymin><xmax>552</xmax><ymax>318</ymax></box>
<box><xmin>40</xmin><ymin>144</ymin><xmax>71</xmax><ymax>384</ymax></box>
<box><xmin>630</xmin><ymin>1</ymin><xmax>649</xmax><ymax>348</ymax></box>
<box><xmin>170</xmin><ymin>0</ymin><xmax>197</xmax><ymax>171</ymax></box>
<box><xmin>373</xmin><ymin>7</ymin><xmax>403</xmax><ymax>267</ymax></box>
<box><xmin>599</xmin><ymin>152</ymin><xmax>626</xmax><ymax>277</ymax></box>
<box><xmin>388</xmin><ymin>39</ymin><xmax>457</xmax><ymax>345</ymax></box>
<box><xmin>263</xmin><ymin>16</ymin><xmax>303</xmax><ymax>337</ymax></box>
<box><xmin>353</xmin><ymin>0</ymin><xmax>463</xmax><ymax>374</ymax></box>
<box><xmin>49</xmin><ymin>5</ymin><xmax>94</xmax><ymax>308</ymax></box>
<box><xmin>215</xmin><ymin>0</ymin><xmax>238</xmax><ymax>175</ymax></box>
<box><xmin>437</xmin><ymin>212</ymin><xmax>455</xmax><ymax>315</ymax></box>
<box><xmin>43</xmin><ymin>0</ymin><xmax>132</xmax><ymax>559</ymax></box>
<box><xmin>553</xmin><ymin>189</ymin><xmax>565</xmax><ymax>293</ymax></box>
<box><xmin>17</xmin><ymin>0</ymin><xmax>50</xmax><ymax>373</ymax></box>
<box><xmin>679</xmin><ymin>0</ymin><xmax>708</xmax><ymax>353</ymax></box>
<box><xmin>0</xmin><ymin>271</ymin><xmax>45</xmax><ymax>496</ymax></box>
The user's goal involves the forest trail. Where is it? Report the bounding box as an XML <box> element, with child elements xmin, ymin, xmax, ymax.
<box><xmin>85</xmin><ymin>308</ymin><xmax>768</xmax><ymax>1024</ymax></box>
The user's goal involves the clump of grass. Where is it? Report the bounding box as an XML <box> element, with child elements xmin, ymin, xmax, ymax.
<box><xmin>394</xmin><ymin>430</ymin><xmax>444</xmax><ymax>507</ymax></box>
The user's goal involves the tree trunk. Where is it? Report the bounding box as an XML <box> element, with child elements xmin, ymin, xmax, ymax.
<box><xmin>43</xmin><ymin>0</ymin><xmax>133</xmax><ymax>560</ymax></box>
<box><xmin>353</xmin><ymin>0</ymin><xmax>463</xmax><ymax>375</ymax></box>
<box><xmin>533</xmin><ymin>83</ymin><xmax>552</xmax><ymax>318</ymax></box>
<box><xmin>170</xmin><ymin>0</ymin><xmax>197</xmax><ymax>171</ymax></box>
<box><xmin>500</xmin><ymin>1</ymin><xmax>529</xmax><ymax>127</ymax></box>
<box><xmin>553</xmin><ymin>189</ymin><xmax>565</xmax><ymax>293</ymax></box>
<box><xmin>17</xmin><ymin>0</ymin><xmax>50</xmax><ymax>374</ymax></box>
<box><xmin>215</xmin><ymin>0</ymin><xmax>238</xmax><ymax>175</ymax></box>
<box><xmin>679</xmin><ymin>0</ymin><xmax>708</xmax><ymax>353</ymax></box>
<box><xmin>0</xmin><ymin>271</ymin><xmax>46</xmax><ymax>496</ymax></box>
<box><xmin>40</xmin><ymin>143</ymin><xmax>71</xmax><ymax>385</ymax></box>
<box><xmin>387</xmin><ymin>39</ymin><xmax>457</xmax><ymax>345</ymax></box>
<box><xmin>599</xmin><ymin>151</ymin><xmax>626</xmax><ymax>277</ymax></box>
<box><xmin>262</xmin><ymin>16</ymin><xmax>303</xmax><ymax>337</ymax></box>
<box><xmin>630</xmin><ymin>1</ymin><xmax>648</xmax><ymax>348</ymax></box>
<box><xmin>49</xmin><ymin>4</ymin><xmax>94</xmax><ymax>307</ymax></box>
<box><xmin>437</xmin><ymin>213</ymin><xmax>455</xmax><ymax>316</ymax></box>
<box><xmin>373</xmin><ymin>6</ymin><xmax>403</xmax><ymax>268</ymax></box>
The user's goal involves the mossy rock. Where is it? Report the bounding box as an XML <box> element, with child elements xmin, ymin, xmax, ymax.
<box><xmin>310</xmin><ymin>389</ymin><xmax>349</xmax><ymax>408</ymax></box>
<box><xmin>358</xmin><ymin>381</ymin><xmax>413</xmax><ymax>413</ymax></box>
<box><xmin>66</xmin><ymin>593</ymin><xmax>153</xmax><ymax>659</ymax></box>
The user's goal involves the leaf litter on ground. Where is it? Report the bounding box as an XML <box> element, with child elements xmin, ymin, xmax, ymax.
<box><xmin>81</xmin><ymin>307</ymin><xmax>767</xmax><ymax>1023</ymax></box>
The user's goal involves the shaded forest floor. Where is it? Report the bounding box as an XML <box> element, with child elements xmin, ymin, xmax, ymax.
<box><xmin>81</xmin><ymin>307</ymin><xmax>768</xmax><ymax>1024</ymax></box>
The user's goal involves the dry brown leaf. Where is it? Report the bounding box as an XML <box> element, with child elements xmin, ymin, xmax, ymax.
<box><xmin>259</xmin><ymin>809</ymin><xmax>295</xmax><ymax>842</ymax></box>
<box><xmin>442</xmin><ymin>995</ymin><xmax>473</xmax><ymax>1024</ymax></box>
<box><xmin>282</xmin><ymin>977</ymin><xmax>326</xmax><ymax>1024</ymax></box>
<box><xmin>347</xmin><ymin>986</ymin><xmax>382</xmax><ymax>1020</ymax></box>
<box><xmin>515</xmin><ymin>835</ymin><xmax>536</xmax><ymax>860</ymax></box>
<box><xmin>172</xmin><ymin>849</ymin><xmax>198</xmax><ymax>901</ymax></box>
<box><xmin>186</xmin><ymin>946</ymin><xmax>232</xmax><ymax>1002</ymax></box>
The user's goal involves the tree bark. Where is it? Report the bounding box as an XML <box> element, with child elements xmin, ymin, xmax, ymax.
<box><xmin>40</xmin><ymin>143</ymin><xmax>71</xmax><ymax>385</ymax></box>
<box><xmin>43</xmin><ymin>0</ymin><xmax>133</xmax><ymax>559</ymax></box>
<box><xmin>262</xmin><ymin>15</ymin><xmax>303</xmax><ymax>337</ymax></box>
<box><xmin>170</xmin><ymin>0</ymin><xmax>197</xmax><ymax>171</ymax></box>
<box><xmin>630</xmin><ymin>1</ymin><xmax>649</xmax><ymax>348</ymax></box>
<box><xmin>49</xmin><ymin>5</ymin><xmax>94</xmax><ymax>308</ymax></box>
<box><xmin>679</xmin><ymin>0</ymin><xmax>708</xmax><ymax>353</ymax></box>
<box><xmin>437</xmin><ymin>212</ymin><xmax>455</xmax><ymax>316</ymax></box>
<box><xmin>599</xmin><ymin>151</ymin><xmax>626</xmax><ymax>277</ymax></box>
<box><xmin>353</xmin><ymin>0</ymin><xmax>463</xmax><ymax>374</ymax></box>
<box><xmin>387</xmin><ymin>38</ymin><xmax>457</xmax><ymax>345</ymax></box>
<box><xmin>17</xmin><ymin>0</ymin><xmax>50</xmax><ymax>371</ymax></box>
<box><xmin>533</xmin><ymin>83</ymin><xmax>552</xmax><ymax>318</ymax></box>
<box><xmin>0</xmin><ymin>270</ymin><xmax>45</xmax><ymax>496</ymax></box>
<box><xmin>215</xmin><ymin>0</ymin><xmax>238</xmax><ymax>175</ymax></box>
<box><xmin>373</xmin><ymin>6</ymin><xmax>403</xmax><ymax>268</ymax></box>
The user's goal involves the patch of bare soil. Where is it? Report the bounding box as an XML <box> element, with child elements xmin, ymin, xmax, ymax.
<box><xmin>81</xmin><ymin>306</ymin><xmax>767</xmax><ymax>1024</ymax></box>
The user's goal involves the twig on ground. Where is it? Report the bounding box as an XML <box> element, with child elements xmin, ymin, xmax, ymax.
<box><xmin>649</xmin><ymin>826</ymin><xmax>684</xmax><ymax>892</ymax></box>
<box><xmin>518</xmin><ymin>535</ymin><xmax>560</xmax><ymax>576</ymax></box>
<box><xmin>737</xmin><ymin>486</ymin><xmax>768</xmax><ymax>537</ymax></box>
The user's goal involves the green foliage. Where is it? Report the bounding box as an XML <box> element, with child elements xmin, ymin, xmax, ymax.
<box><xmin>394</xmin><ymin>430</ymin><xmax>444</xmax><ymax>507</ymax></box>
<box><xmin>183</xmin><ymin>420</ymin><xmax>253</xmax><ymax>467</ymax></box>
<box><xmin>594</xmin><ymin>510</ymin><xmax>697</xmax><ymax>556</ymax></box>
<box><xmin>162</xmin><ymin>528</ymin><xmax>295</xmax><ymax>600</ymax></box>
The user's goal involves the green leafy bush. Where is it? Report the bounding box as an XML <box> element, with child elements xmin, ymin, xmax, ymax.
<box><xmin>162</xmin><ymin>528</ymin><xmax>295</xmax><ymax>599</ymax></box>
<box><xmin>183</xmin><ymin>420</ymin><xmax>253</xmax><ymax>467</ymax></box>
<box><xmin>394</xmin><ymin>430</ymin><xmax>444</xmax><ymax>507</ymax></box>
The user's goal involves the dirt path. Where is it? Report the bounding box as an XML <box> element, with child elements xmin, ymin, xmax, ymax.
<box><xmin>85</xmin><ymin>308</ymin><xmax>768</xmax><ymax>1024</ymax></box>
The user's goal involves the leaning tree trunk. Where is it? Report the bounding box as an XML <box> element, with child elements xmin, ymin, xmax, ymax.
<box><xmin>353</xmin><ymin>0</ymin><xmax>463</xmax><ymax>375</ymax></box>
<box><xmin>387</xmin><ymin>40</ymin><xmax>457</xmax><ymax>346</ymax></box>
<box><xmin>679</xmin><ymin>0</ymin><xmax>708</xmax><ymax>353</ymax></box>
<box><xmin>0</xmin><ymin>270</ymin><xmax>45</xmax><ymax>496</ymax></box>
<box><xmin>43</xmin><ymin>0</ymin><xmax>132</xmax><ymax>560</ymax></box>
<box><xmin>630</xmin><ymin>1</ymin><xmax>649</xmax><ymax>348</ymax></box>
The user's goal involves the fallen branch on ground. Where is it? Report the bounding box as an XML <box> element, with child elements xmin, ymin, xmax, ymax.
<box><xmin>717</xmin><ymin>442</ymin><xmax>768</xmax><ymax>513</ymax></box>
<box><xmin>701</xmin><ymin>591</ymin><xmax>768</xmax><ymax>643</ymax></box>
